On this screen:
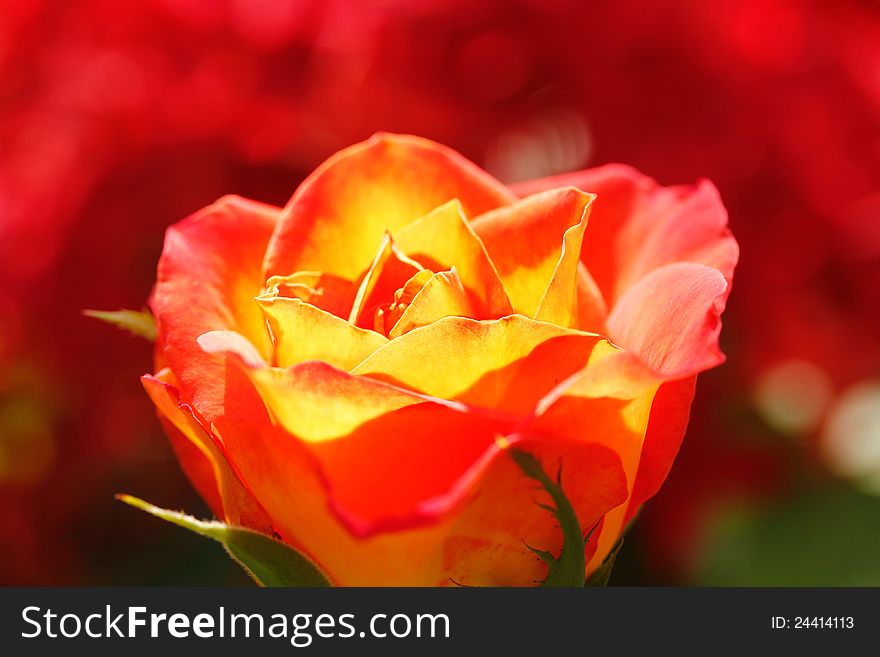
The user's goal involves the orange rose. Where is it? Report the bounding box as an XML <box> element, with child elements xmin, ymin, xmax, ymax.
<box><xmin>143</xmin><ymin>133</ymin><xmax>737</xmax><ymax>586</ymax></box>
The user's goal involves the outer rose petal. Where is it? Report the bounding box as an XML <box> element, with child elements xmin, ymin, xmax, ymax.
<box><xmin>511</xmin><ymin>164</ymin><xmax>738</xmax><ymax>305</ymax></box>
<box><xmin>198</xmin><ymin>331</ymin><xmax>631</xmax><ymax>585</ymax></box>
<box><xmin>305</xmin><ymin>405</ymin><xmax>509</xmax><ymax>536</ymax></box>
<box><xmin>151</xmin><ymin>195</ymin><xmax>279</xmax><ymax>427</ymax></box>
<box><xmin>352</xmin><ymin>315</ymin><xmax>617</xmax><ymax>416</ymax></box>
<box><xmin>263</xmin><ymin>133</ymin><xmax>515</xmax><ymax>282</ymax></box>
<box><xmin>141</xmin><ymin>370</ymin><xmax>273</xmax><ymax>533</ymax></box>
<box><xmin>196</xmin><ymin>410</ymin><xmax>627</xmax><ymax>586</ymax></box>
<box><xmin>544</xmin><ymin>263</ymin><xmax>728</xmax><ymax>549</ymax></box>
<box><xmin>514</xmin><ymin>165</ymin><xmax>739</xmax><ymax>535</ymax></box>
<box><xmin>606</xmin><ymin>262</ymin><xmax>729</xmax><ymax>379</ymax></box>
<box><xmin>157</xmin><ymin>416</ymin><xmax>223</xmax><ymax>518</ymax></box>
<box><xmin>533</xmin><ymin>374</ymin><xmax>658</xmax><ymax>570</ymax></box>
<box><xmin>199</xmin><ymin>331</ymin><xmax>516</xmax><ymax>534</ymax></box>
<box><xmin>624</xmin><ymin>376</ymin><xmax>696</xmax><ymax>523</ymax></box>
<box><xmin>198</xmin><ymin>324</ymin><xmax>631</xmax><ymax>582</ymax></box>
<box><xmin>471</xmin><ymin>188</ymin><xmax>594</xmax><ymax>320</ymax></box>
<box><xmin>435</xmin><ymin>438</ymin><xmax>628</xmax><ymax>586</ymax></box>
<box><xmin>154</xmin><ymin>275</ymin><xmax>635</xmax><ymax>586</ymax></box>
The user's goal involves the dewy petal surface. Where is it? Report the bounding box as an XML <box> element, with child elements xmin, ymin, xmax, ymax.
<box><xmin>263</xmin><ymin>133</ymin><xmax>515</xmax><ymax>283</ymax></box>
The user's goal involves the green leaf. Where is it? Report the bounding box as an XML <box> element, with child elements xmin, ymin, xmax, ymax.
<box><xmin>117</xmin><ymin>494</ymin><xmax>332</xmax><ymax>587</ymax></box>
<box><xmin>585</xmin><ymin>537</ymin><xmax>623</xmax><ymax>587</ymax></box>
<box><xmin>511</xmin><ymin>450</ymin><xmax>593</xmax><ymax>587</ymax></box>
<box><xmin>84</xmin><ymin>308</ymin><xmax>156</xmax><ymax>341</ymax></box>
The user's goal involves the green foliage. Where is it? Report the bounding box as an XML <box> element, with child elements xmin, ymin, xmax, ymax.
<box><xmin>511</xmin><ymin>450</ymin><xmax>604</xmax><ymax>587</ymax></box>
<box><xmin>84</xmin><ymin>308</ymin><xmax>157</xmax><ymax>341</ymax></box>
<box><xmin>697</xmin><ymin>486</ymin><xmax>880</xmax><ymax>586</ymax></box>
<box><xmin>118</xmin><ymin>495</ymin><xmax>332</xmax><ymax>587</ymax></box>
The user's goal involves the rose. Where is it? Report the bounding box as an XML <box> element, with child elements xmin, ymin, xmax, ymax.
<box><xmin>143</xmin><ymin>133</ymin><xmax>737</xmax><ymax>586</ymax></box>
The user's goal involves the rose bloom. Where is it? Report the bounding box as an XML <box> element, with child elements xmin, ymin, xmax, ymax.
<box><xmin>143</xmin><ymin>133</ymin><xmax>737</xmax><ymax>586</ymax></box>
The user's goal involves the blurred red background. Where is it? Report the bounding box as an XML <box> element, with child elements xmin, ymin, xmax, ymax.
<box><xmin>2</xmin><ymin>0</ymin><xmax>879</xmax><ymax>585</ymax></box>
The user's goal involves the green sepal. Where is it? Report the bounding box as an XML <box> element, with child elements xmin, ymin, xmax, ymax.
<box><xmin>84</xmin><ymin>308</ymin><xmax>156</xmax><ymax>341</ymax></box>
<box><xmin>585</xmin><ymin>537</ymin><xmax>623</xmax><ymax>587</ymax></box>
<box><xmin>118</xmin><ymin>495</ymin><xmax>332</xmax><ymax>587</ymax></box>
<box><xmin>511</xmin><ymin>450</ymin><xmax>589</xmax><ymax>587</ymax></box>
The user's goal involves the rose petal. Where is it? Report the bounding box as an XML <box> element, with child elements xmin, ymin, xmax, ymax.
<box><xmin>348</xmin><ymin>233</ymin><xmax>424</xmax><ymax>329</ymax></box>
<box><xmin>435</xmin><ymin>437</ymin><xmax>628</xmax><ymax>586</ymax></box>
<box><xmin>142</xmin><ymin>370</ymin><xmax>273</xmax><ymax>533</ymax></box>
<box><xmin>199</xmin><ymin>331</ymin><xmax>514</xmax><ymax>535</ymax></box>
<box><xmin>606</xmin><ymin>262</ymin><xmax>729</xmax><ymax>379</ymax></box>
<box><xmin>158</xmin><ymin>415</ymin><xmax>223</xmax><ymax>518</ymax></box>
<box><xmin>531</xmin><ymin>263</ymin><xmax>727</xmax><ymax>565</ymax></box>
<box><xmin>151</xmin><ymin>195</ymin><xmax>279</xmax><ymax>426</ymax></box>
<box><xmin>263</xmin><ymin>133</ymin><xmax>515</xmax><ymax>282</ymax></box>
<box><xmin>576</xmin><ymin>262</ymin><xmax>609</xmax><ymax>334</ymax></box>
<box><xmin>514</xmin><ymin>166</ymin><xmax>737</xmax><ymax>543</ymax></box>
<box><xmin>310</xmin><ymin>405</ymin><xmax>510</xmax><ymax>537</ymax></box>
<box><xmin>536</xmin><ymin>351</ymin><xmax>659</xmax><ymax>410</ymax></box>
<box><xmin>471</xmin><ymin>187</ymin><xmax>594</xmax><ymax>320</ymax></box>
<box><xmin>196</xmin><ymin>329</ymin><xmax>268</xmax><ymax>369</ymax></box>
<box><xmin>533</xmin><ymin>370</ymin><xmax>658</xmax><ymax>571</ymax></box>
<box><xmin>512</xmin><ymin>164</ymin><xmax>738</xmax><ymax>305</ymax></box>
<box><xmin>196</xmin><ymin>329</ymin><xmax>630</xmax><ymax>585</ymax></box>
<box><xmin>264</xmin><ymin>271</ymin><xmax>356</xmax><ymax>319</ymax></box>
<box><xmin>257</xmin><ymin>295</ymin><xmax>388</xmax><ymax>370</ymax></box>
<box><xmin>387</xmin><ymin>269</ymin><xmax>473</xmax><ymax>338</ymax></box>
<box><xmin>624</xmin><ymin>376</ymin><xmax>697</xmax><ymax>523</ymax></box>
<box><xmin>533</xmin><ymin>204</ymin><xmax>589</xmax><ymax>328</ymax></box>
<box><xmin>205</xmin><ymin>414</ymin><xmax>627</xmax><ymax>586</ymax></box>
<box><xmin>353</xmin><ymin>315</ymin><xmax>616</xmax><ymax>416</ymax></box>
<box><xmin>199</xmin><ymin>331</ymin><xmax>423</xmax><ymax>438</ymax></box>
<box><xmin>394</xmin><ymin>200</ymin><xmax>512</xmax><ymax>317</ymax></box>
